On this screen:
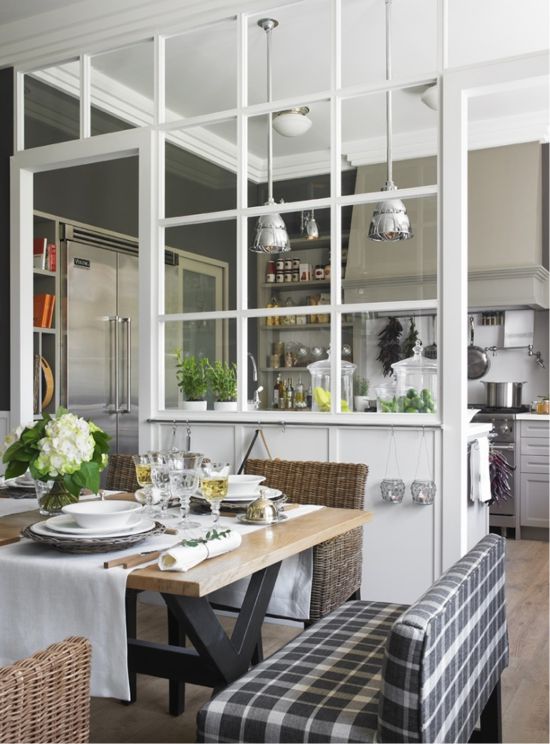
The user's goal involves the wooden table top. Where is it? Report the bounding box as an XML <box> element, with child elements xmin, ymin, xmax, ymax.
<box><xmin>0</xmin><ymin>502</ymin><xmax>371</xmax><ymax>598</ymax></box>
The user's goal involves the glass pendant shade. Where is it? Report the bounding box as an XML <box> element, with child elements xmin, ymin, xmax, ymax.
<box><xmin>369</xmin><ymin>181</ymin><xmax>413</xmax><ymax>242</ymax></box>
<box><xmin>305</xmin><ymin>213</ymin><xmax>319</xmax><ymax>239</ymax></box>
<box><xmin>251</xmin><ymin>200</ymin><xmax>290</xmax><ymax>253</ymax></box>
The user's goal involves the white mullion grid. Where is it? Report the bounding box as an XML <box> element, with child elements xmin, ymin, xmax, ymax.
<box><xmin>236</xmin><ymin>11</ymin><xmax>248</xmax><ymax>411</ymax></box>
<box><xmin>15</xmin><ymin>71</ymin><xmax>25</xmax><ymax>152</ymax></box>
<box><xmin>439</xmin><ymin>0</ymin><xmax>448</xmax><ymax>71</ymax></box>
<box><xmin>80</xmin><ymin>54</ymin><xmax>91</xmax><ymax>138</ymax></box>
<box><xmin>157</xmin><ymin>129</ymin><xmax>166</xmax><ymax>414</ymax></box>
<box><xmin>154</xmin><ymin>33</ymin><xmax>166</xmax><ymax>126</ymax></box>
<box><xmin>159</xmin><ymin>108</ymin><xmax>239</xmax><ymax>133</ymax></box>
<box><xmin>330</xmin><ymin>0</ymin><xmax>341</xmax><ymax>411</ymax></box>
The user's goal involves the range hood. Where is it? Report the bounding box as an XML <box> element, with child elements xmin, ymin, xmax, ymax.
<box><xmin>468</xmin><ymin>265</ymin><xmax>549</xmax><ymax>310</ymax></box>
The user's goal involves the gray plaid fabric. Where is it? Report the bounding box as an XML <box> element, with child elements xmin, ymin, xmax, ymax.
<box><xmin>197</xmin><ymin>535</ymin><xmax>508</xmax><ymax>744</ymax></box>
<box><xmin>378</xmin><ymin>533</ymin><xmax>508</xmax><ymax>743</ymax></box>
<box><xmin>197</xmin><ymin>602</ymin><xmax>406</xmax><ymax>743</ymax></box>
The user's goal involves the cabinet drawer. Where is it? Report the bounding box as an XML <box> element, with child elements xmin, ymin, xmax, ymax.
<box><xmin>521</xmin><ymin>455</ymin><xmax>549</xmax><ymax>474</ymax></box>
<box><xmin>521</xmin><ymin>421</ymin><xmax>549</xmax><ymax>438</ymax></box>
<box><xmin>520</xmin><ymin>438</ymin><xmax>550</xmax><ymax>458</ymax></box>
<box><xmin>520</xmin><ymin>472</ymin><xmax>549</xmax><ymax>528</ymax></box>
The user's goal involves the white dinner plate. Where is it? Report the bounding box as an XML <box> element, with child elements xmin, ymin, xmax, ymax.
<box><xmin>2</xmin><ymin>476</ymin><xmax>35</xmax><ymax>490</ymax></box>
<box><xmin>194</xmin><ymin>488</ymin><xmax>283</xmax><ymax>505</ymax></box>
<box><xmin>37</xmin><ymin>515</ymin><xmax>155</xmax><ymax>539</ymax></box>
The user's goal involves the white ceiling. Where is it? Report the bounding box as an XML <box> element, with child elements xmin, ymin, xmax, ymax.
<box><xmin>0</xmin><ymin>0</ymin><xmax>89</xmax><ymax>24</ymax></box>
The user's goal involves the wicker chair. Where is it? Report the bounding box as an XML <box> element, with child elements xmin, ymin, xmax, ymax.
<box><xmin>105</xmin><ymin>453</ymin><xmax>139</xmax><ymax>493</ymax></box>
<box><xmin>0</xmin><ymin>636</ymin><xmax>92</xmax><ymax>744</ymax></box>
<box><xmin>244</xmin><ymin>458</ymin><xmax>368</xmax><ymax>622</ymax></box>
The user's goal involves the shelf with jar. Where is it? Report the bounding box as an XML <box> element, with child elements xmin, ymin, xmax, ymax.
<box><xmin>33</xmin><ymin>211</ymin><xmax>61</xmax><ymax>417</ymax></box>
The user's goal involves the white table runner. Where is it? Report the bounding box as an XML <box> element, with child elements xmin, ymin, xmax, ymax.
<box><xmin>0</xmin><ymin>503</ymin><xmax>320</xmax><ymax>700</ymax></box>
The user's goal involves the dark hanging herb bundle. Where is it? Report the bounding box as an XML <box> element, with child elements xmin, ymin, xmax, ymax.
<box><xmin>377</xmin><ymin>317</ymin><xmax>403</xmax><ymax>377</ymax></box>
<box><xmin>489</xmin><ymin>450</ymin><xmax>515</xmax><ymax>503</ymax></box>
<box><xmin>402</xmin><ymin>316</ymin><xmax>420</xmax><ymax>359</ymax></box>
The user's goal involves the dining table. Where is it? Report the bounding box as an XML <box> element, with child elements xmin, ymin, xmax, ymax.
<box><xmin>0</xmin><ymin>493</ymin><xmax>371</xmax><ymax>706</ymax></box>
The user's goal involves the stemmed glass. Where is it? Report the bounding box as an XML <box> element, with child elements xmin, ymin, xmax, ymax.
<box><xmin>132</xmin><ymin>454</ymin><xmax>154</xmax><ymax>514</ymax></box>
<box><xmin>167</xmin><ymin>452</ymin><xmax>203</xmax><ymax>531</ymax></box>
<box><xmin>148</xmin><ymin>452</ymin><xmax>172</xmax><ymax>519</ymax></box>
<box><xmin>199</xmin><ymin>461</ymin><xmax>231</xmax><ymax>526</ymax></box>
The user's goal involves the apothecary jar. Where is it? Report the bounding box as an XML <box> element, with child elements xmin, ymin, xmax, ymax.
<box><xmin>307</xmin><ymin>351</ymin><xmax>356</xmax><ymax>412</ymax></box>
<box><xmin>391</xmin><ymin>342</ymin><xmax>437</xmax><ymax>414</ymax></box>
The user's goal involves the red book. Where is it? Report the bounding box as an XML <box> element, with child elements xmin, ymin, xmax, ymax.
<box><xmin>46</xmin><ymin>243</ymin><xmax>57</xmax><ymax>272</ymax></box>
<box><xmin>33</xmin><ymin>238</ymin><xmax>47</xmax><ymax>270</ymax></box>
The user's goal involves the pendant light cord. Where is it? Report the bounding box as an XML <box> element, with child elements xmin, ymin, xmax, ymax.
<box><xmin>385</xmin><ymin>0</ymin><xmax>393</xmax><ymax>187</ymax></box>
<box><xmin>266</xmin><ymin>24</ymin><xmax>274</xmax><ymax>203</ymax></box>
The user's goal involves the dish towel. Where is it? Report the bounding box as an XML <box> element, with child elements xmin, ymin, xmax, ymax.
<box><xmin>159</xmin><ymin>530</ymin><xmax>242</xmax><ymax>571</ymax></box>
<box><xmin>470</xmin><ymin>437</ymin><xmax>491</xmax><ymax>503</ymax></box>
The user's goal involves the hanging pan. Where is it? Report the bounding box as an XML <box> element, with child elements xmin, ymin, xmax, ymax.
<box><xmin>467</xmin><ymin>316</ymin><xmax>490</xmax><ymax>380</ymax></box>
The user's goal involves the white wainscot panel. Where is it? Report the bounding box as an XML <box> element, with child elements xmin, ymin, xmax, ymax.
<box><xmin>239</xmin><ymin>426</ymin><xmax>330</xmax><ymax>464</ymax></box>
<box><xmin>338</xmin><ymin>427</ymin><xmax>437</xmax><ymax>605</ymax></box>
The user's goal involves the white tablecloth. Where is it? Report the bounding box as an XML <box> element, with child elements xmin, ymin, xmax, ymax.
<box><xmin>0</xmin><ymin>502</ymin><xmax>320</xmax><ymax>699</ymax></box>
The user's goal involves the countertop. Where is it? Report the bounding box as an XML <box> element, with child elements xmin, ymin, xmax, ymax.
<box><xmin>467</xmin><ymin>422</ymin><xmax>492</xmax><ymax>439</ymax></box>
<box><xmin>516</xmin><ymin>413</ymin><xmax>550</xmax><ymax>422</ymax></box>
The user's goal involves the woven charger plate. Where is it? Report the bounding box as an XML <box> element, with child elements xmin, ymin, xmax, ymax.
<box><xmin>22</xmin><ymin>520</ymin><xmax>166</xmax><ymax>554</ymax></box>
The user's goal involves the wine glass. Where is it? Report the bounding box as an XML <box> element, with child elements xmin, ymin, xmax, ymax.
<box><xmin>167</xmin><ymin>452</ymin><xmax>203</xmax><ymax>531</ymax></box>
<box><xmin>199</xmin><ymin>461</ymin><xmax>230</xmax><ymax>526</ymax></box>
<box><xmin>132</xmin><ymin>454</ymin><xmax>154</xmax><ymax>514</ymax></box>
<box><xmin>148</xmin><ymin>453</ymin><xmax>173</xmax><ymax>519</ymax></box>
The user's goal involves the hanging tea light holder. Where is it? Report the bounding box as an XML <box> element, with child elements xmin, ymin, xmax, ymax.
<box><xmin>411</xmin><ymin>428</ymin><xmax>436</xmax><ymax>505</ymax></box>
<box><xmin>380</xmin><ymin>428</ymin><xmax>405</xmax><ymax>503</ymax></box>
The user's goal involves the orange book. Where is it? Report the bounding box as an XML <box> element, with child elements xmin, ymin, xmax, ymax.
<box><xmin>33</xmin><ymin>294</ymin><xmax>55</xmax><ymax>328</ymax></box>
<box><xmin>46</xmin><ymin>294</ymin><xmax>56</xmax><ymax>328</ymax></box>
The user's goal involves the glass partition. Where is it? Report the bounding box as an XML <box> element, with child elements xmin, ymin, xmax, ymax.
<box><xmin>24</xmin><ymin>61</ymin><xmax>80</xmax><ymax>148</ymax></box>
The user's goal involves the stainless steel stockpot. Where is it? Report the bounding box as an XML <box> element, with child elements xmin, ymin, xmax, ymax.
<box><xmin>482</xmin><ymin>381</ymin><xmax>526</xmax><ymax>408</ymax></box>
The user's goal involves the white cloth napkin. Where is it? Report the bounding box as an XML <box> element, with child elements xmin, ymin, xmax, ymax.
<box><xmin>159</xmin><ymin>530</ymin><xmax>242</xmax><ymax>571</ymax></box>
<box><xmin>470</xmin><ymin>437</ymin><xmax>491</xmax><ymax>503</ymax></box>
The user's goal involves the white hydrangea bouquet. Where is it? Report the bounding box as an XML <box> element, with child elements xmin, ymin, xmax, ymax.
<box><xmin>2</xmin><ymin>407</ymin><xmax>110</xmax><ymax>513</ymax></box>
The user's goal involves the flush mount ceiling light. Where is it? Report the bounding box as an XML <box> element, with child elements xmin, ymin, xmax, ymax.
<box><xmin>273</xmin><ymin>106</ymin><xmax>312</xmax><ymax>137</ymax></box>
<box><xmin>369</xmin><ymin>0</ymin><xmax>413</xmax><ymax>242</ymax></box>
<box><xmin>251</xmin><ymin>18</ymin><xmax>290</xmax><ymax>254</ymax></box>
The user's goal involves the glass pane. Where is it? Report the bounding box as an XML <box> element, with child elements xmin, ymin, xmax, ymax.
<box><xmin>91</xmin><ymin>40</ymin><xmax>154</xmax><ymax>134</ymax></box>
<box><xmin>342</xmin><ymin>87</ymin><xmax>438</xmax><ymax>196</ymax></box>
<box><xmin>249</xmin><ymin>316</ymin><xmax>330</xmax><ymax>412</ymax></box>
<box><xmin>164</xmin><ymin>319</ymin><xmax>236</xmax><ymax>409</ymax></box>
<box><xmin>248</xmin><ymin>100</ymin><xmax>331</xmax><ymax>207</ymax></box>
<box><xmin>250</xmin><ymin>207</ymin><xmax>331</xmax><ymax>311</ymax></box>
<box><xmin>248</xmin><ymin>0</ymin><xmax>330</xmax><ymax>106</ymax></box>
<box><xmin>342</xmin><ymin>0</ymin><xmax>438</xmax><ymax>88</ymax></box>
<box><xmin>24</xmin><ymin>61</ymin><xmax>80</xmax><ymax>149</ymax></box>
<box><xmin>343</xmin><ymin>311</ymin><xmax>438</xmax><ymax>413</ymax></box>
<box><xmin>165</xmin><ymin>120</ymin><xmax>237</xmax><ymax>217</ymax></box>
<box><xmin>165</xmin><ymin>20</ymin><xmax>237</xmax><ymax>120</ymax></box>
<box><xmin>342</xmin><ymin>196</ymin><xmax>437</xmax><ymax>303</ymax></box>
<box><xmin>165</xmin><ymin>222</ymin><xmax>236</xmax><ymax>313</ymax></box>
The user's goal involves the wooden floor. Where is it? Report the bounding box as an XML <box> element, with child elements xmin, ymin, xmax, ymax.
<box><xmin>90</xmin><ymin>538</ymin><xmax>549</xmax><ymax>744</ymax></box>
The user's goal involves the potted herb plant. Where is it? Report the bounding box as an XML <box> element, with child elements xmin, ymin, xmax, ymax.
<box><xmin>354</xmin><ymin>376</ymin><xmax>370</xmax><ymax>412</ymax></box>
<box><xmin>175</xmin><ymin>351</ymin><xmax>209</xmax><ymax>410</ymax></box>
<box><xmin>207</xmin><ymin>361</ymin><xmax>238</xmax><ymax>412</ymax></box>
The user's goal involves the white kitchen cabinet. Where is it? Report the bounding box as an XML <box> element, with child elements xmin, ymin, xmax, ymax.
<box><xmin>519</xmin><ymin>421</ymin><xmax>549</xmax><ymax>529</ymax></box>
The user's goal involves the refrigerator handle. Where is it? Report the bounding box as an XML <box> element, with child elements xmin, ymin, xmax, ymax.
<box><xmin>121</xmin><ymin>317</ymin><xmax>131</xmax><ymax>414</ymax></box>
<box><xmin>107</xmin><ymin>316</ymin><xmax>120</xmax><ymax>412</ymax></box>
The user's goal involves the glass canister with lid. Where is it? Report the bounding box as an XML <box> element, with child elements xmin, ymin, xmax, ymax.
<box><xmin>391</xmin><ymin>342</ymin><xmax>437</xmax><ymax>413</ymax></box>
<box><xmin>307</xmin><ymin>350</ymin><xmax>356</xmax><ymax>412</ymax></box>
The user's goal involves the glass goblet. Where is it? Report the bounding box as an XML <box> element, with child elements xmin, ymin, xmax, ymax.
<box><xmin>132</xmin><ymin>454</ymin><xmax>154</xmax><ymax>514</ymax></box>
<box><xmin>199</xmin><ymin>461</ymin><xmax>230</xmax><ymax>526</ymax></box>
<box><xmin>150</xmin><ymin>460</ymin><xmax>173</xmax><ymax>519</ymax></box>
<box><xmin>168</xmin><ymin>452</ymin><xmax>203</xmax><ymax>530</ymax></box>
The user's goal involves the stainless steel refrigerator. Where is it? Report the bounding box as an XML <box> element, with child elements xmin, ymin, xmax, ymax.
<box><xmin>61</xmin><ymin>224</ymin><xmax>139</xmax><ymax>454</ymax></box>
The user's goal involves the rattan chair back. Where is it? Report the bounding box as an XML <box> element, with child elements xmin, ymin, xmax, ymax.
<box><xmin>0</xmin><ymin>636</ymin><xmax>92</xmax><ymax>743</ymax></box>
<box><xmin>244</xmin><ymin>459</ymin><xmax>368</xmax><ymax>620</ymax></box>
<box><xmin>105</xmin><ymin>453</ymin><xmax>139</xmax><ymax>493</ymax></box>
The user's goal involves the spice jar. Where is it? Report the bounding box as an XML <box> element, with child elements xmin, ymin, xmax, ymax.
<box><xmin>275</xmin><ymin>259</ymin><xmax>285</xmax><ymax>272</ymax></box>
<box><xmin>275</xmin><ymin>271</ymin><xmax>284</xmax><ymax>283</ymax></box>
<box><xmin>265</xmin><ymin>259</ymin><xmax>276</xmax><ymax>283</ymax></box>
<box><xmin>314</xmin><ymin>265</ymin><xmax>325</xmax><ymax>280</ymax></box>
<box><xmin>284</xmin><ymin>259</ymin><xmax>293</xmax><ymax>271</ymax></box>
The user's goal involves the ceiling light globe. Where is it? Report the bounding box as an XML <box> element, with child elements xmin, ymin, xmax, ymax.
<box><xmin>273</xmin><ymin>107</ymin><xmax>312</xmax><ymax>137</ymax></box>
<box><xmin>420</xmin><ymin>84</ymin><xmax>439</xmax><ymax>111</ymax></box>
<box><xmin>251</xmin><ymin>207</ymin><xmax>291</xmax><ymax>254</ymax></box>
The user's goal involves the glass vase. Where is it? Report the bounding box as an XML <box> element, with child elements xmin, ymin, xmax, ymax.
<box><xmin>35</xmin><ymin>478</ymin><xmax>79</xmax><ymax>516</ymax></box>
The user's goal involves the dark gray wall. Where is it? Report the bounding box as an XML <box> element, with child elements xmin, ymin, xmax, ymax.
<box><xmin>0</xmin><ymin>69</ymin><xmax>14</xmax><ymax>410</ymax></box>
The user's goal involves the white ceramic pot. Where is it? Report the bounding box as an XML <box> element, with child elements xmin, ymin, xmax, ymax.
<box><xmin>214</xmin><ymin>401</ymin><xmax>238</xmax><ymax>412</ymax></box>
<box><xmin>180</xmin><ymin>400</ymin><xmax>207</xmax><ymax>411</ymax></box>
<box><xmin>354</xmin><ymin>395</ymin><xmax>370</xmax><ymax>412</ymax></box>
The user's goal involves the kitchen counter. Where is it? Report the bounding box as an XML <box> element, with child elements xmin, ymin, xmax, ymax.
<box><xmin>467</xmin><ymin>422</ymin><xmax>492</xmax><ymax>439</ymax></box>
<box><xmin>516</xmin><ymin>413</ymin><xmax>550</xmax><ymax>421</ymax></box>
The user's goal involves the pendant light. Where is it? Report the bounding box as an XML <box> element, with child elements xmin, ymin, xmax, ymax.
<box><xmin>251</xmin><ymin>18</ymin><xmax>290</xmax><ymax>254</ymax></box>
<box><xmin>368</xmin><ymin>0</ymin><xmax>413</xmax><ymax>242</ymax></box>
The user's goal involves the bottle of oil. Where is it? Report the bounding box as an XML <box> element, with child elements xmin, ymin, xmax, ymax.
<box><xmin>278</xmin><ymin>376</ymin><xmax>287</xmax><ymax>410</ymax></box>
<box><xmin>285</xmin><ymin>378</ymin><xmax>294</xmax><ymax>410</ymax></box>
<box><xmin>273</xmin><ymin>373</ymin><xmax>281</xmax><ymax>409</ymax></box>
<box><xmin>294</xmin><ymin>376</ymin><xmax>305</xmax><ymax>409</ymax></box>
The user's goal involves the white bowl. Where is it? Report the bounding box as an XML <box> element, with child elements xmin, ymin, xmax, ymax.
<box><xmin>227</xmin><ymin>475</ymin><xmax>266</xmax><ymax>497</ymax></box>
<box><xmin>62</xmin><ymin>500</ymin><xmax>143</xmax><ymax>530</ymax></box>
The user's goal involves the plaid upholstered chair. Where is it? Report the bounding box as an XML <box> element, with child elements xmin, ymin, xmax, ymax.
<box><xmin>197</xmin><ymin>534</ymin><xmax>509</xmax><ymax>743</ymax></box>
<box><xmin>0</xmin><ymin>636</ymin><xmax>92</xmax><ymax>743</ymax></box>
<box><xmin>244</xmin><ymin>458</ymin><xmax>368</xmax><ymax>623</ymax></box>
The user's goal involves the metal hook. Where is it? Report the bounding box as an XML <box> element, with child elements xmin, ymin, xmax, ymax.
<box><xmin>280</xmin><ymin>420</ymin><xmax>286</xmax><ymax>434</ymax></box>
<box><xmin>185</xmin><ymin>420</ymin><xmax>191</xmax><ymax>452</ymax></box>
